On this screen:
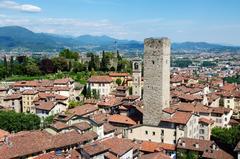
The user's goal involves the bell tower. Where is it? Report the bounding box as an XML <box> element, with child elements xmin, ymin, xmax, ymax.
<box><xmin>132</xmin><ymin>58</ymin><xmax>142</xmax><ymax>97</ymax></box>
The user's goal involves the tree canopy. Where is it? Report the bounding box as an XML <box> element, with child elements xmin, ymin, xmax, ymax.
<box><xmin>211</xmin><ymin>125</ymin><xmax>240</xmax><ymax>149</ymax></box>
<box><xmin>0</xmin><ymin>111</ymin><xmax>41</xmax><ymax>132</ymax></box>
<box><xmin>59</xmin><ymin>49</ymin><xmax>79</xmax><ymax>61</ymax></box>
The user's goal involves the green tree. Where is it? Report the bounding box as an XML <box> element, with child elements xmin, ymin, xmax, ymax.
<box><xmin>0</xmin><ymin>111</ymin><xmax>41</xmax><ymax>132</ymax></box>
<box><xmin>42</xmin><ymin>115</ymin><xmax>55</xmax><ymax>128</ymax></box>
<box><xmin>69</xmin><ymin>100</ymin><xmax>81</xmax><ymax>109</ymax></box>
<box><xmin>219</xmin><ymin>98</ymin><xmax>224</xmax><ymax>107</ymax></box>
<box><xmin>202</xmin><ymin>61</ymin><xmax>217</xmax><ymax>67</ymax></box>
<box><xmin>116</xmin><ymin>78</ymin><xmax>122</xmax><ymax>86</ymax></box>
<box><xmin>100</xmin><ymin>51</ymin><xmax>110</xmax><ymax>72</ymax></box>
<box><xmin>173</xmin><ymin>59</ymin><xmax>192</xmax><ymax>68</ymax></box>
<box><xmin>88</xmin><ymin>53</ymin><xmax>99</xmax><ymax>71</ymax></box>
<box><xmin>86</xmin><ymin>85</ymin><xmax>92</xmax><ymax>99</ymax></box>
<box><xmin>25</xmin><ymin>58</ymin><xmax>41</xmax><ymax>76</ymax></box>
<box><xmin>117</xmin><ymin>51</ymin><xmax>123</xmax><ymax>72</ymax></box>
<box><xmin>59</xmin><ymin>49</ymin><xmax>79</xmax><ymax>61</ymax></box>
<box><xmin>10</xmin><ymin>56</ymin><xmax>14</xmax><ymax>75</ymax></box>
<box><xmin>129</xmin><ymin>86</ymin><xmax>133</xmax><ymax>95</ymax></box>
<box><xmin>177</xmin><ymin>149</ymin><xmax>198</xmax><ymax>159</ymax></box>
<box><xmin>0</xmin><ymin>65</ymin><xmax>7</xmax><ymax>80</ymax></box>
<box><xmin>110</xmin><ymin>66</ymin><xmax>116</xmax><ymax>71</ymax></box>
<box><xmin>52</xmin><ymin>57</ymin><xmax>69</xmax><ymax>72</ymax></box>
<box><xmin>211</xmin><ymin>125</ymin><xmax>240</xmax><ymax>149</ymax></box>
<box><xmin>3</xmin><ymin>56</ymin><xmax>8</xmax><ymax>77</ymax></box>
<box><xmin>72</xmin><ymin>61</ymin><xmax>86</xmax><ymax>73</ymax></box>
<box><xmin>39</xmin><ymin>58</ymin><xmax>55</xmax><ymax>74</ymax></box>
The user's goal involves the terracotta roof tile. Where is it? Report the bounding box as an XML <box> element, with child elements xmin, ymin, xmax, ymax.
<box><xmin>109</xmin><ymin>72</ymin><xmax>129</xmax><ymax>77</ymax></box>
<box><xmin>88</xmin><ymin>76</ymin><xmax>112</xmax><ymax>83</ymax></box>
<box><xmin>98</xmin><ymin>97</ymin><xmax>122</xmax><ymax>108</ymax></box>
<box><xmin>161</xmin><ymin>111</ymin><xmax>192</xmax><ymax>125</ymax></box>
<box><xmin>33</xmin><ymin>149</ymin><xmax>81</xmax><ymax>159</ymax></box>
<box><xmin>22</xmin><ymin>90</ymin><xmax>38</xmax><ymax>95</ymax></box>
<box><xmin>108</xmin><ymin>114</ymin><xmax>137</xmax><ymax>125</ymax></box>
<box><xmin>199</xmin><ymin>117</ymin><xmax>214</xmax><ymax>125</ymax></box>
<box><xmin>140</xmin><ymin>152</ymin><xmax>171</xmax><ymax>159</ymax></box>
<box><xmin>4</xmin><ymin>93</ymin><xmax>22</xmax><ymax>100</ymax></box>
<box><xmin>36</xmin><ymin>101</ymin><xmax>55</xmax><ymax>111</ymax></box>
<box><xmin>103</xmin><ymin>123</ymin><xmax>117</xmax><ymax>134</ymax></box>
<box><xmin>72</xmin><ymin>122</ymin><xmax>92</xmax><ymax>131</ymax></box>
<box><xmin>68</xmin><ymin>104</ymin><xmax>98</xmax><ymax>116</ymax></box>
<box><xmin>82</xmin><ymin>142</ymin><xmax>108</xmax><ymax>157</ymax></box>
<box><xmin>101</xmin><ymin>137</ymin><xmax>135</xmax><ymax>157</ymax></box>
<box><xmin>0</xmin><ymin>129</ymin><xmax>9</xmax><ymax>139</ymax></box>
<box><xmin>54</xmin><ymin>78</ymin><xmax>71</xmax><ymax>84</ymax></box>
<box><xmin>50</xmin><ymin>121</ymin><xmax>68</xmax><ymax>130</ymax></box>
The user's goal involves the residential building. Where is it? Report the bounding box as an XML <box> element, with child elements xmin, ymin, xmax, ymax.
<box><xmin>88</xmin><ymin>76</ymin><xmax>113</xmax><ymax>97</ymax></box>
<box><xmin>22</xmin><ymin>90</ymin><xmax>38</xmax><ymax>113</ymax></box>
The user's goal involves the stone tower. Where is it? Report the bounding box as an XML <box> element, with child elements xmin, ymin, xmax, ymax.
<box><xmin>143</xmin><ymin>38</ymin><xmax>171</xmax><ymax>126</ymax></box>
<box><xmin>132</xmin><ymin>58</ymin><xmax>142</xmax><ymax>97</ymax></box>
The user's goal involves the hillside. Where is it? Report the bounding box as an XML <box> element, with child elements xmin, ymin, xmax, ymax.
<box><xmin>0</xmin><ymin>26</ymin><xmax>239</xmax><ymax>53</ymax></box>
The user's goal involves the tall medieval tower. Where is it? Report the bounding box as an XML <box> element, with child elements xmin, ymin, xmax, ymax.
<box><xmin>143</xmin><ymin>38</ymin><xmax>171</xmax><ymax>126</ymax></box>
<box><xmin>132</xmin><ymin>58</ymin><xmax>142</xmax><ymax>97</ymax></box>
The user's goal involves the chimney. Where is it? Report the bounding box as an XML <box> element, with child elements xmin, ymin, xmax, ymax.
<box><xmin>182</xmin><ymin>141</ymin><xmax>185</xmax><ymax>147</ymax></box>
<box><xmin>4</xmin><ymin>136</ymin><xmax>9</xmax><ymax>145</ymax></box>
<box><xmin>194</xmin><ymin>143</ymin><xmax>199</xmax><ymax>148</ymax></box>
<box><xmin>212</xmin><ymin>144</ymin><xmax>217</xmax><ymax>150</ymax></box>
<box><xmin>4</xmin><ymin>136</ymin><xmax>12</xmax><ymax>148</ymax></box>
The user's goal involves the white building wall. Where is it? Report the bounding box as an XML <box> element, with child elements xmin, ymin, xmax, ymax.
<box><xmin>119</xmin><ymin>149</ymin><xmax>133</xmax><ymax>159</ymax></box>
<box><xmin>89</xmin><ymin>83</ymin><xmax>112</xmax><ymax>97</ymax></box>
<box><xmin>224</xmin><ymin>97</ymin><xmax>235</xmax><ymax>109</ymax></box>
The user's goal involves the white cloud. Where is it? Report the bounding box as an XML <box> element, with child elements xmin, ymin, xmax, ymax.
<box><xmin>0</xmin><ymin>16</ymin><xmax>127</xmax><ymax>38</ymax></box>
<box><xmin>0</xmin><ymin>0</ymin><xmax>41</xmax><ymax>13</ymax></box>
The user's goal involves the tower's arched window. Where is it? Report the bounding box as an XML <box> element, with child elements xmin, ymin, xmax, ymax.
<box><xmin>134</xmin><ymin>62</ymin><xmax>139</xmax><ymax>70</ymax></box>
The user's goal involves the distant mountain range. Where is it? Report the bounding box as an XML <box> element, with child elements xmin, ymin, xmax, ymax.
<box><xmin>0</xmin><ymin>26</ymin><xmax>240</xmax><ymax>53</ymax></box>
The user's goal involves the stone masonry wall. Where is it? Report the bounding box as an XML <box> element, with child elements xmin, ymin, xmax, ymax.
<box><xmin>143</xmin><ymin>38</ymin><xmax>171</xmax><ymax>126</ymax></box>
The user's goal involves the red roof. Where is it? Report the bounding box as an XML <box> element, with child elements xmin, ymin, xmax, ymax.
<box><xmin>109</xmin><ymin>72</ymin><xmax>129</xmax><ymax>77</ymax></box>
<box><xmin>98</xmin><ymin>97</ymin><xmax>122</xmax><ymax>107</ymax></box>
<box><xmin>140</xmin><ymin>152</ymin><xmax>171</xmax><ymax>159</ymax></box>
<box><xmin>0</xmin><ymin>130</ymin><xmax>98</xmax><ymax>159</ymax></box>
<box><xmin>101</xmin><ymin>137</ymin><xmax>135</xmax><ymax>157</ymax></box>
<box><xmin>82</xmin><ymin>142</ymin><xmax>108</xmax><ymax>157</ymax></box>
<box><xmin>36</xmin><ymin>101</ymin><xmax>55</xmax><ymax>111</ymax></box>
<box><xmin>139</xmin><ymin>141</ymin><xmax>175</xmax><ymax>153</ymax></box>
<box><xmin>4</xmin><ymin>94</ymin><xmax>22</xmax><ymax>100</ymax></box>
<box><xmin>221</xmin><ymin>83</ymin><xmax>236</xmax><ymax>92</ymax></box>
<box><xmin>161</xmin><ymin>111</ymin><xmax>193</xmax><ymax>125</ymax></box>
<box><xmin>68</xmin><ymin>104</ymin><xmax>98</xmax><ymax>116</ymax></box>
<box><xmin>88</xmin><ymin>76</ymin><xmax>112</xmax><ymax>83</ymax></box>
<box><xmin>199</xmin><ymin>117</ymin><xmax>214</xmax><ymax>125</ymax></box>
<box><xmin>54</xmin><ymin>78</ymin><xmax>71</xmax><ymax>84</ymax></box>
<box><xmin>33</xmin><ymin>149</ymin><xmax>80</xmax><ymax>159</ymax></box>
<box><xmin>12</xmin><ymin>81</ymin><xmax>39</xmax><ymax>87</ymax></box>
<box><xmin>0</xmin><ymin>129</ymin><xmax>9</xmax><ymax>139</ymax></box>
<box><xmin>108</xmin><ymin>114</ymin><xmax>137</xmax><ymax>125</ymax></box>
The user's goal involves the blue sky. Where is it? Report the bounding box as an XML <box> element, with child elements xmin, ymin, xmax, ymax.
<box><xmin>0</xmin><ymin>0</ymin><xmax>240</xmax><ymax>45</ymax></box>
